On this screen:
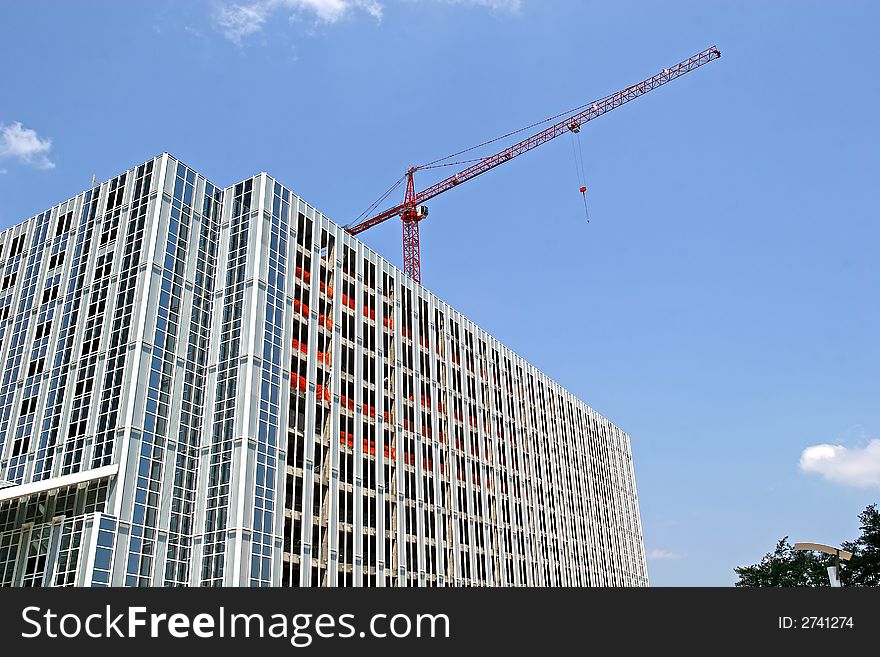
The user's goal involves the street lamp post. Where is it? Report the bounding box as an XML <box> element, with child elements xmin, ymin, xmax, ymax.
<box><xmin>793</xmin><ymin>542</ymin><xmax>853</xmax><ymax>587</ymax></box>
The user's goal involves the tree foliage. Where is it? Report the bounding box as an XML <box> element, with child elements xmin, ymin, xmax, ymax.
<box><xmin>734</xmin><ymin>503</ymin><xmax>879</xmax><ymax>587</ymax></box>
<box><xmin>734</xmin><ymin>537</ymin><xmax>832</xmax><ymax>587</ymax></box>
<box><xmin>840</xmin><ymin>504</ymin><xmax>880</xmax><ymax>587</ymax></box>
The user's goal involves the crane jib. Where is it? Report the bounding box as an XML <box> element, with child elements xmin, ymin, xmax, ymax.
<box><xmin>345</xmin><ymin>46</ymin><xmax>720</xmax><ymax>281</ymax></box>
<box><xmin>348</xmin><ymin>46</ymin><xmax>719</xmax><ymax>237</ymax></box>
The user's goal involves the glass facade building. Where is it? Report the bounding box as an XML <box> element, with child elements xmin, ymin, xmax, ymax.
<box><xmin>0</xmin><ymin>154</ymin><xmax>647</xmax><ymax>587</ymax></box>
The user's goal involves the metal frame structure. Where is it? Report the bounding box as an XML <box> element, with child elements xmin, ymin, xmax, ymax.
<box><xmin>0</xmin><ymin>154</ymin><xmax>648</xmax><ymax>587</ymax></box>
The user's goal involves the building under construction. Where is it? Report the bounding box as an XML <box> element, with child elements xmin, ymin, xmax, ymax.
<box><xmin>0</xmin><ymin>153</ymin><xmax>647</xmax><ymax>586</ymax></box>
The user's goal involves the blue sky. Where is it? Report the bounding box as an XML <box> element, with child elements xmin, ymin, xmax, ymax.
<box><xmin>1</xmin><ymin>1</ymin><xmax>878</xmax><ymax>585</ymax></box>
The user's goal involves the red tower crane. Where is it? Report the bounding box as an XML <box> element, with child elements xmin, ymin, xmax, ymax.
<box><xmin>346</xmin><ymin>46</ymin><xmax>721</xmax><ymax>283</ymax></box>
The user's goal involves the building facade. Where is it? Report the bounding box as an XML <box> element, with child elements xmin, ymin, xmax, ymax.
<box><xmin>0</xmin><ymin>153</ymin><xmax>647</xmax><ymax>587</ymax></box>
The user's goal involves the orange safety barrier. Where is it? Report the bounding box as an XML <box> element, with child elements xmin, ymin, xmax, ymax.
<box><xmin>291</xmin><ymin>373</ymin><xmax>308</xmax><ymax>391</ymax></box>
<box><xmin>295</xmin><ymin>266</ymin><xmax>311</xmax><ymax>283</ymax></box>
<box><xmin>342</xmin><ymin>435</ymin><xmax>403</xmax><ymax>461</ymax></box>
<box><xmin>341</xmin><ymin>293</ymin><xmax>356</xmax><ymax>310</ymax></box>
<box><xmin>293</xmin><ymin>299</ymin><xmax>310</xmax><ymax>317</ymax></box>
<box><xmin>401</xmin><ymin>420</ymin><xmax>434</xmax><ymax>440</ymax></box>
<box><xmin>363</xmin><ymin>305</ymin><xmax>375</xmax><ymax>320</ymax></box>
<box><xmin>318</xmin><ymin>314</ymin><xmax>333</xmax><ymax>330</ymax></box>
<box><xmin>315</xmin><ymin>384</ymin><xmax>331</xmax><ymax>403</ymax></box>
<box><xmin>292</xmin><ymin>338</ymin><xmax>334</xmax><ymax>365</ymax></box>
<box><xmin>337</xmin><ymin>435</ymin><xmax>395</xmax><ymax>459</ymax></box>
<box><xmin>382</xmin><ymin>315</ymin><xmax>393</xmax><ymax>330</ymax></box>
<box><xmin>320</xmin><ymin>281</ymin><xmax>334</xmax><ymax>298</ymax></box>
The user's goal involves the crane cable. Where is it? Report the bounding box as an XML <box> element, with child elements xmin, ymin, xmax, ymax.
<box><xmin>569</xmin><ymin>130</ymin><xmax>590</xmax><ymax>223</ymax></box>
<box><xmin>358</xmin><ymin>93</ymin><xmax>609</xmax><ymax>225</ymax></box>
<box><xmin>419</xmin><ymin>93</ymin><xmax>618</xmax><ymax>170</ymax></box>
<box><xmin>348</xmin><ymin>174</ymin><xmax>406</xmax><ymax>228</ymax></box>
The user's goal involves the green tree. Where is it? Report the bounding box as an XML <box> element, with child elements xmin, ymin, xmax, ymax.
<box><xmin>840</xmin><ymin>503</ymin><xmax>880</xmax><ymax>587</ymax></box>
<box><xmin>734</xmin><ymin>503</ymin><xmax>879</xmax><ymax>587</ymax></box>
<box><xmin>734</xmin><ymin>537</ymin><xmax>832</xmax><ymax>587</ymax></box>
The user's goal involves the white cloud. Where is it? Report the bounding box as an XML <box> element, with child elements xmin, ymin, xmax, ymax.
<box><xmin>213</xmin><ymin>0</ymin><xmax>518</xmax><ymax>43</ymax></box>
<box><xmin>290</xmin><ymin>0</ymin><xmax>383</xmax><ymax>23</ymax></box>
<box><xmin>215</xmin><ymin>2</ymin><xmax>272</xmax><ymax>44</ymax></box>
<box><xmin>647</xmin><ymin>548</ymin><xmax>685</xmax><ymax>561</ymax></box>
<box><xmin>799</xmin><ymin>439</ymin><xmax>880</xmax><ymax>488</ymax></box>
<box><xmin>214</xmin><ymin>0</ymin><xmax>383</xmax><ymax>43</ymax></box>
<box><xmin>0</xmin><ymin>122</ymin><xmax>55</xmax><ymax>170</ymax></box>
<box><xmin>442</xmin><ymin>0</ymin><xmax>521</xmax><ymax>10</ymax></box>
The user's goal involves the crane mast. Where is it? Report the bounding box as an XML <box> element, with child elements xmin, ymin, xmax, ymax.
<box><xmin>347</xmin><ymin>46</ymin><xmax>721</xmax><ymax>283</ymax></box>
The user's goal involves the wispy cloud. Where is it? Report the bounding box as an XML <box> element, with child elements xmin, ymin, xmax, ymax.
<box><xmin>799</xmin><ymin>439</ymin><xmax>880</xmax><ymax>488</ymax></box>
<box><xmin>184</xmin><ymin>25</ymin><xmax>205</xmax><ymax>38</ymax></box>
<box><xmin>442</xmin><ymin>0</ymin><xmax>521</xmax><ymax>9</ymax></box>
<box><xmin>647</xmin><ymin>548</ymin><xmax>685</xmax><ymax>561</ymax></box>
<box><xmin>212</xmin><ymin>0</ymin><xmax>519</xmax><ymax>44</ymax></box>
<box><xmin>215</xmin><ymin>2</ymin><xmax>271</xmax><ymax>44</ymax></box>
<box><xmin>214</xmin><ymin>0</ymin><xmax>383</xmax><ymax>44</ymax></box>
<box><xmin>0</xmin><ymin>122</ymin><xmax>55</xmax><ymax>170</ymax></box>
